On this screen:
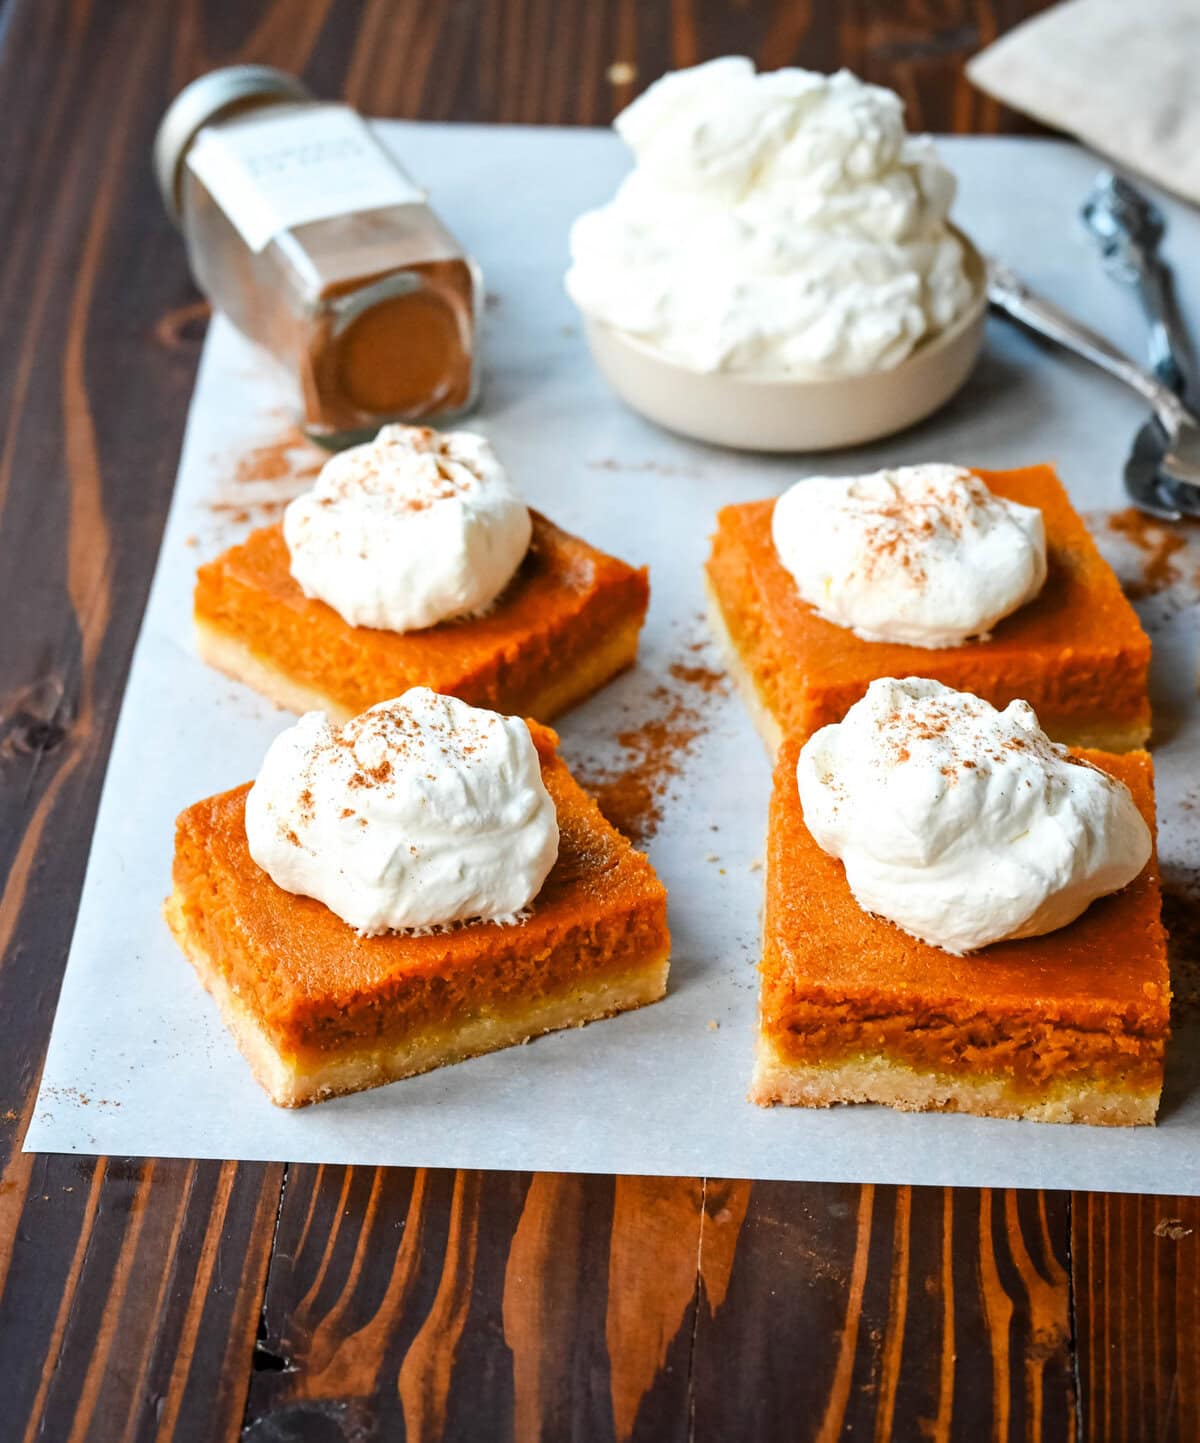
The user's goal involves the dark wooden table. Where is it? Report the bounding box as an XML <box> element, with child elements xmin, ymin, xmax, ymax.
<box><xmin>2</xmin><ymin>2</ymin><xmax>1197</xmax><ymax>1439</ymax></box>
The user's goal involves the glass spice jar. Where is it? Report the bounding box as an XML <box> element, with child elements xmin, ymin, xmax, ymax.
<box><xmin>154</xmin><ymin>66</ymin><xmax>482</xmax><ymax>446</ymax></box>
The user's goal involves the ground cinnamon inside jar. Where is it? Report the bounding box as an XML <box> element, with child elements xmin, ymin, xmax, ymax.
<box><xmin>156</xmin><ymin>67</ymin><xmax>482</xmax><ymax>446</ymax></box>
<box><xmin>303</xmin><ymin>259</ymin><xmax>476</xmax><ymax>432</ymax></box>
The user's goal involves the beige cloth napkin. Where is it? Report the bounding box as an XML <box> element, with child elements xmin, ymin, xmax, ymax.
<box><xmin>968</xmin><ymin>0</ymin><xmax>1200</xmax><ymax>205</ymax></box>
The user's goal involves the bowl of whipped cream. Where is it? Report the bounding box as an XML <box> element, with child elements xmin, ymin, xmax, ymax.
<box><xmin>565</xmin><ymin>58</ymin><xmax>987</xmax><ymax>452</ymax></box>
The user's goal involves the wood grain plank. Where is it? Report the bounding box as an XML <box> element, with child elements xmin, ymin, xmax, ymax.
<box><xmin>0</xmin><ymin>1155</ymin><xmax>281</xmax><ymax>1443</ymax></box>
<box><xmin>1073</xmin><ymin>1193</ymin><xmax>1200</xmax><ymax>1443</ymax></box>
<box><xmin>244</xmin><ymin>1168</ymin><xmax>701</xmax><ymax>1440</ymax></box>
<box><xmin>690</xmin><ymin>1184</ymin><xmax>1075</xmax><ymax>1441</ymax></box>
<box><xmin>499</xmin><ymin>1171</ymin><xmax>625</xmax><ymax>1441</ymax></box>
<box><xmin>604</xmin><ymin>1177</ymin><xmax>705</xmax><ymax>1442</ymax></box>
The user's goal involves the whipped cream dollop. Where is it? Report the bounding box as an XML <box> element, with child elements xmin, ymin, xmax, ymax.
<box><xmin>284</xmin><ymin>425</ymin><xmax>531</xmax><ymax>633</ymax></box>
<box><xmin>244</xmin><ymin>688</ymin><xmax>559</xmax><ymax>934</ymax></box>
<box><xmin>565</xmin><ymin>57</ymin><xmax>974</xmax><ymax>376</ymax></box>
<box><xmin>797</xmin><ymin>678</ymin><xmax>1151</xmax><ymax>955</ymax></box>
<box><xmin>772</xmin><ymin>465</ymin><xmax>1047</xmax><ymax>648</ymax></box>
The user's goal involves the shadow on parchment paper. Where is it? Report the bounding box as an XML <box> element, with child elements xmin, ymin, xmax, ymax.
<box><xmin>1144</xmin><ymin>609</ymin><xmax>1200</xmax><ymax>749</ymax></box>
<box><xmin>1156</xmin><ymin>1013</ymin><xmax>1200</xmax><ymax>1124</ymax></box>
<box><xmin>904</xmin><ymin>340</ymin><xmax>1051</xmax><ymax>447</ymax></box>
<box><xmin>1159</xmin><ymin>883</ymin><xmax>1200</xmax><ymax>1123</ymax></box>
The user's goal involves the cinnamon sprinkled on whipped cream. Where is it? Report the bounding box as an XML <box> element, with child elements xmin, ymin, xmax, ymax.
<box><xmin>245</xmin><ymin>688</ymin><xmax>559</xmax><ymax>934</ymax></box>
<box><xmin>772</xmin><ymin>464</ymin><xmax>1047</xmax><ymax>648</ymax></box>
<box><xmin>284</xmin><ymin>424</ymin><xmax>531</xmax><ymax>633</ymax></box>
<box><xmin>797</xmin><ymin>678</ymin><xmax>1151</xmax><ymax>954</ymax></box>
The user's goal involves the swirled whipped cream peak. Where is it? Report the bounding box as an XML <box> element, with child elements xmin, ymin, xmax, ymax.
<box><xmin>244</xmin><ymin>687</ymin><xmax>559</xmax><ymax>935</ymax></box>
<box><xmin>566</xmin><ymin>57</ymin><xmax>974</xmax><ymax>376</ymax></box>
<box><xmin>772</xmin><ymin>464</ymin><xmax>1047</xmax><ymax>648</ymax></box>
<box><xmin>797</xmin><ymin>678</ymin><xmax>1151</xmax><ymax>955</ymax></box>
<box><xmin>284</xmin><ymin>424</ymin><xmax>531</xmax><ymax>633</ymax></box>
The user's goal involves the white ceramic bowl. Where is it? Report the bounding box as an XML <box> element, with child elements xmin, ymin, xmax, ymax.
<box><xmin>580</xmin><ymin>232</ymin><xmax>987</xmax><ymax>453</ymax></box>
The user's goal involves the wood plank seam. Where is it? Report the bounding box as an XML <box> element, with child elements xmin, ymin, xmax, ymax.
<box><xmin>1064</xmin><ymin>1193</ymin><xmax>1084</xmax><ymax>1443</ymax></box>
<box><xmin>685</xmin><ymin>1175</ymin><xmax>708</xmax><ymax>1443</ymax></box>
<box><xmin>239</xmin><ymin>1160</ymin><xmax>293</xmax><ymax>1400</ymax></box>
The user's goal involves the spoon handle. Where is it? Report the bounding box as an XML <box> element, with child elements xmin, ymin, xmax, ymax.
<box><xmin>987</xmin><ymin>261</ymin><xmax>1190</xmax><ymax>430</ymax></box>
<box><xmin>1137</xmin><ymin>256</ymin><xmax>1185</xmax><ymax>390</ymax></box>
<box><xmin>1081</xmin><ymin>172</ymin><xmax>1187</xmax><ymax>393</ymax></box>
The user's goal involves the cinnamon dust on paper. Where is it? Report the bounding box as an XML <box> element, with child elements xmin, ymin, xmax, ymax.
<box><xmin>208</xmin><ymin>427</ymin><xmax>327</xmax><ymax>518</ymax></box>
<box><xmin>232</xmin><ymin>428</ymin><xmax>325</xmax><ymax>488</ymax></box>
<box><xmin>574</xmin><ymin>659</ymin><xmax>728</xmax><ymax>846</ymax></box>
<box><xmin>1106</xmin><ymin>508</ymin><xmax>1192</xmax><ymax>598</ymax></box>
<box><xmin>666</xmin><ymin>662</ymin><xmax>726</xmax><ymax>691</ymax></box>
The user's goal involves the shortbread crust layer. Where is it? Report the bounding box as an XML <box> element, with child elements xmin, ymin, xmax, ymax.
<box><xmin>166</xmin><ymin>887</ymin><xmax>668</xmax><ymax>1106</ymax></box>
<box><xmin>749</xmin><ymin>1037</ymin><xmax>1160</xmax><ymax>1126</ymax></box>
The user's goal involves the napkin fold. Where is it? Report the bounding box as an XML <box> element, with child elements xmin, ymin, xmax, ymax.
<box><xmin>968</xmin><ymin>0</ymin><xmax>1200</xmax><ymax>206</ymax></box>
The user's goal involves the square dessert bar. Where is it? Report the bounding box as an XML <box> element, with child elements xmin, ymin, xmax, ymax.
<box><xmin>706</xmin><ymin>464</ymin><xmax>1151</xmax><ymax>754</ymax></box>
<box><xmin>165</xmin><ymin>723</ymin><xmax>670</xmax><ymax>1106</ymax></box>
<box><xmin>195</xmin><ymin>511</ymin><xmax>650</xmax><ymax>722</ymax></box>
<box><xmin>753</xmin><ymin>740</ymin><xmax>1169</xmax><ymax>1126</ymax></box>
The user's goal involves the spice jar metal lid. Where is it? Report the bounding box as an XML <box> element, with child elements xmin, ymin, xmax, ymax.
<box><xmin>154</xmin><ymin>65</ymin><xmax>313</xmax><ymax>224</ymax></box>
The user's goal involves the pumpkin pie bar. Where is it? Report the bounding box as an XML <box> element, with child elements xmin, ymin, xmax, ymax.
<box><xmin>706</xmin><ymin>464</ymin><xmax>1150</xmax><ymax>754</ymax></box>
<box><xmin>195</xmin><ymin>511</ymin><xmax>649</xmax><ymax>723</ymax></box>
<box><xmin>753</xmin><ymin>739</ymin><xmax>1169</xmax><ymax>1125</ymax></box>
<box><xmin>165</xmin><ymin>721</ymin><xmax>670</xmax><ymax>1106</ymax></box>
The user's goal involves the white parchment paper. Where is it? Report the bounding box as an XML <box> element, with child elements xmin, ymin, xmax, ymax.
<box><xmin>25</xmin><ymin>126</ymin><xmax>1200</xmax><ymax>1193</ymax></box>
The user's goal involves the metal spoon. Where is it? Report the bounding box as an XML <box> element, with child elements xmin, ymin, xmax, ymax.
<box><xmin>1082</xmin><ymin>172</ymin><xmax>1199</xmax><ymax>519</ymax></box>
<box><xmin>1123</xmin><ymin>420</ymin><xmax>1186</xmax><ymax>521</ymax></box>
<box><xmin>987</xmin><ymin>261</ymin><xmax>1200</xmax><ymax>518</ymax></box>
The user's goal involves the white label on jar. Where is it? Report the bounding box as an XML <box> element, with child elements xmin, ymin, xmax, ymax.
<box><xmin>187</xmin><ymin>105</ymin><xmax>425</xmax><ymax>251</ymax></box>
